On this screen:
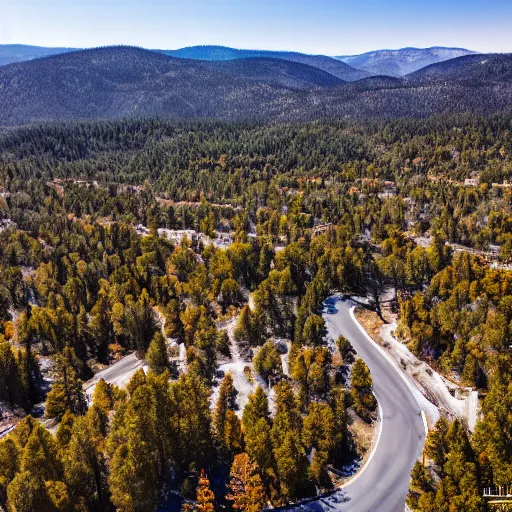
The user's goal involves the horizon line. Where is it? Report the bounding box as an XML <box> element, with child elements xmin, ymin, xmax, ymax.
<box><xmin>0</xmin><ymin>41</ymin><xmax>495</xmax><ymax>58</ymax></box>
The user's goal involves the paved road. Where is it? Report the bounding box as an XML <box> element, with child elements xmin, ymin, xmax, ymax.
<box><xmin>83</xmin><ymin>352</ymin><xmax>145</xmax><ymax>397</ymax></box>
<box><xmin>303</xmin><ymin>299</ymin><xmax>426</xmax><ymax>512</ymax></box>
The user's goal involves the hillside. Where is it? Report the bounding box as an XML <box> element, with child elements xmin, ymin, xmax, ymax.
<box><xmin>0</xmin><ymin>44</ymin><xmax>77</xmax><ymax>66</ymax></box>
<box><xmin>336</xmin><ymin>47</ymin><xmax>477</xmax><ymax>77</ymax></box>
<box><xmin>162</xmin><ymin>45</ymin><xmax>370</xmax><ymax>81</ymax></box>
<box><xmin>0</xmin><ymin>47</ymin><xmax>511</xmax><ymax>125</ymax></box>
<box><xmin>198</xmin><ymin>57</ymin><xmax>343</xmax><ymax>89</ymax></box>
<box><xmin>406</xmin><ymin>53</ymin><xmax>512</xmax><ymax>85</ymax></box>
<box><xmin>0</xmin><ymin>46</ymin><xmax>297</xmax><ymax>125</ymax></box>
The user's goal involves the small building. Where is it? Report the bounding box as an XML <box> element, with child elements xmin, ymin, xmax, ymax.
<box><xmin>464</xmin><ymin>177</ymin><xmax>480</xmax><ymax>187</ymax></box>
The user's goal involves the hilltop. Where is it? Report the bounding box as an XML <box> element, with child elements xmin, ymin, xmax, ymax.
<box><xmin>336</xmin><ymin>46</ymin><xmax>477</xmax><ymax>77</ymax></box>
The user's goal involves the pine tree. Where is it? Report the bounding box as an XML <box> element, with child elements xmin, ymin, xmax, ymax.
<box><xmin>245</xmin><ymin>417</ymin><xmax>276</xmax><ymax>488</ymax></box>
<box><xmin>46</xmin><ymin>480</ymin><xmax>72</xmax><ymax>511</ymax></box>
<box><xmin>20</xmin><ymin>422</ymin><xmax>62</xmax><ymax>482</ymax></box>
<box><xmin>242</xmin><ymin>387</ymin><xmax>271</xmax><ymax>433</ymax></box>
<box><xmin>224</xmin><ymin>410</ymin><xmax>244</xmax><ymax>456</ymax></box>
<box><xmin>273</xmin><ymin>431</ymin><xmax>310</xmax><ymax>501</ymax></box>
<box><xmin>64</xmin><ymin>407</ymin><xmax>109</xmax><ymax>511</ymax></box>
<box><xmin>216</xmin><ymin>330</ymin><xmax>231</xmax><ymax>357</ymax></box>
<box><xmin>253</xmin><ymin>342</ymin><xmax>282</xmax><ymax>385</ymax></box>
<box><xmin>271</xmin><ymin>381</ymin><xmax>301</xmax><ymax>448</ymax></box>
<box><xmin>336</xmin><ymin>335</ymin><xmax>355</xmax><ymax>365</ymax></box>
<box><xmin>45</xmin><ymin>347</ymin><xmax>87</xmax><ymax>421</ymax></box>
<box><xmin>410</xmin><ymin>460</ymin><xmax>433</xmax><ymax>493</ymax></box>
<box><xmin>89</xmin><ymin>291</ymin><xmax>114</xmax><ymax>362</ymax></box>
<box><xmin>350</xmin><ymin>358</ymin><xmax>377</xmax><ymax>420</ymax></box>
<box><xmin>146</xmin><ymin>331</ymin><xmax>169</xmax><ymax>375</ymax></box>
<box><xmin>108</xmin><ymin>384</ymin><xmax>159</xmax><ymax>512</ymax></box>
<box><xmin>330</xmin><ymin>386</ymin><xmax>348</xmax><ymax>464</ymax></box>
<box><xmin>196</xmin><ymin>470</ymin><xmax>215</xmax><ymax>512</ymax></box>
<box><xmin>0</xmin><ymin>336</ymin><xmax>28</xmax><ymax>410</ymax></box>
<box><xmin>0</xmin><ymin>438</ymin><xmax>19</xmax><ymax>506</ymax></box>
<box><xmin>302</xmin><ymin>314</ymin><xmax>327</xmax><ymax>346</ymax></box>
<box><xmin>169</xmin><ymin>372</ymin><xmax>214</xmax><ymax>472</ymax></box>
<box><xmin>234</xmin><ymin>305</ymin><xmax>265</xmax><ymax>347</ymax></box>
<box><xmin>213</xmin><ymin>373</ymin><xmax>237</xmax><ymax>446</ymax></box>
<box><xmin>7</xmin><ymin>471</ymin><xmax>49</xmax><ymax>512</ymax></box>
<box><xmin>233</xmin><ymin>305</ymin><xmax>252</xmax><ymax>346</ymax></box>
<box><xmin>126</xmin><ymin>368</ymin><xmax>146</xmax><ymax>396</ymax></box>
<box><xmin>75</xmin><ymin>304</ymin><xmax>91</xmax><ymax>361</ymax></box>
<box><xmin>125</xmin><ymin>289</ymin><xmax>158</xmax><ymax>358</ymax></box>
<box><xmin>56</xmin><ymin>410</ymin><xmax>75</xmax><ymax>449</ymax></box>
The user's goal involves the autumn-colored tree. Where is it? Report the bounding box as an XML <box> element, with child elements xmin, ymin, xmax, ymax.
<box><xmin>196</xmin><ymin>469</ymin><xmax>215</xmax><ymax>512</ymax></box>
<box><xmin>0</xmin><ymin>438</ymin><xmax>19</xmax><ymax>506</ymax></box>
<box><xmin>233</xmin><ymin>305</ymin><xmax>265</xmax><ymax>347</ymax></box>
<box><xmin>227</xmin><ymin>453</ymin><xmax>267</xmax><ymax>512</ymax></box>
<box><xmin>125</xmin><ymin>289</ymin><xmax>158</xmax><ymax>358</ymax></box>
<box><xmin>64</xmin><ymin>407</ymin><xmax>109</xmax><ymax>511</ymax></box>
<box><xmin>108</xmin><ymin>384</ymin><xmax>159</xmax><ymax>512</ymax></box>
<box><xmin>213</xmin><ymin>373</ymin><xmax>237</xmax><ymax>446</ymax></box>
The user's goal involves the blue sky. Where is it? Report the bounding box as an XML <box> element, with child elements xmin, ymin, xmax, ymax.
<box><xmin>2</xmin><ymin>0</ymin><xmax>511</xmax><ymax>55</ymax></box>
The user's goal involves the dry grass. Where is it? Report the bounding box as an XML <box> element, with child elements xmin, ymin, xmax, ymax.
<box><xmin>348</xmin><ymin>409</ymin><xmax>378</xmax><ymax>458</ymax></box>
<box><xmin>354</xmin><ymin>307</ymin><xmax>388</xmax><ymax>346</ymax></box>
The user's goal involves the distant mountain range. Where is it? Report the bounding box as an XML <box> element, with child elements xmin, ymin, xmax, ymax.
<box><xmin>0</xmin><ymin>44</ymin><xmax>77</xmax><ymax>66</ymax></box>
<box><xmin>162</xmin><ymin>46</ymin><xmax>369</xmax><ymax>82</ymax></box>
<box><xmin>0</xmin><ymin>44</ymin><xmax>483</xmax><ymax>80</ymax></box>
<box><xmin>0</xmin><ymin>46</ymin><xmax>511</xmax><ymax>126</ymax></box>
<box><xmin>0</xmin><ymin>44</ymin><xmax>368</xmax><ymax>82</ymax></box>
<box><xmin>336</xmin><ymin>47</ymin><xmax>478</xmax><ymax>77</ymax></box>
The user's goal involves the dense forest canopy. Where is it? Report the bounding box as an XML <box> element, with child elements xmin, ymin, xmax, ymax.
<box><xmin>0</xmin><ymin>115</ymin><xmax>511</xmax><ymax>511</ymax></box>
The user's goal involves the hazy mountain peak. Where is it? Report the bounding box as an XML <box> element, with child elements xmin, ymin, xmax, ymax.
<box><xmin>336</xmin><ymin>46</ymin><xmax>478</xmax><ymax>77</ymax></box>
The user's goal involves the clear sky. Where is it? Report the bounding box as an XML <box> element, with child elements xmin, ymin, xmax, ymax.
<box><xmin>2</xmin><ymin>0</ymin><xmax>511</xmax><ymax>55</ymax></box>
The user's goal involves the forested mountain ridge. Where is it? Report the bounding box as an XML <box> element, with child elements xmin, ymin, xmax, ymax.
<box><xmin>0</xmin><ymin>43</ymin><xmax>369</xmax><ymax>81</ymax></box>
<box><xmin>336</xmin><ymin>46</ymin><xmax>477</xmax><ymax>77</ymax></box>
<box><xmin>162</xmin><ymin>45</ymin><xmax>370</xmax><ymax>81</ymax></box>
<box><xmin>0</xmin><ymin>46</ymin><xmax>512</xmax><ymax>126</ymax></box>
<box><xmin>406</xmin><ymin>53</ymin><xmax>512</xmax><ymax>85</ymax></box>
<box><xmin>197</xmin><ymin>57</ymin><xmax>344</xmax><ymax>89</ymax></box>
<box><xmin>0</xmin><ymin>46</ymin><xmax>299</xmax><ymax>125</ymax></box>
<box><xmin>0</xmin><ymin>44</ymin><xmax>77</xmax><ymax>66</ymax></box>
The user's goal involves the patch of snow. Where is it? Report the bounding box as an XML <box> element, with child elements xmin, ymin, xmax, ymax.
<box><xmin>158</xmin><ymin>227</ymin><xmax>234</xmax><ymax>249</ymax></box>
<box><xmin>211</xmin><ymin>314</ymin><xmax>269</xmax><ymax>416</ymax></box>
<box><xmin>178</xmin><ymin>343</ymin><xmax>187</xmax><ymax>363</ymax></box>
<box><xmin>277</xmin><ymin>340</ymin><xmax>291</xmax><ymax>377</ymax></box>
<box><xmin>379</xmin><ymin>320</ymin><xmax>481</xmax><ymax>428</ymax></box>
<box><xmin>210</xmin><ymin>362</ymin><xmax>264</xmax><ymax>417</ymax></box>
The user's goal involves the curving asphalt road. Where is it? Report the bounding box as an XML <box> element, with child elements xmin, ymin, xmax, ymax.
<box><xmin>303</xmin><ymin>299</ymin><xmax>426</xmax><ymax>512</ymax></box>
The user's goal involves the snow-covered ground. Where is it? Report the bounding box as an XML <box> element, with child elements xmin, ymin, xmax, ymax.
<box><xmin>210</xmin><ymin>317</ymin><xmax>267</xmax><ymax>416</ymax></box>
<box><xmin>158</xmin><ymin>228</ymin><xmax>234</xmax><ymax>249</ymax></box>
<box><xmin>380</xmin><ymin>320</ymin><xmax>480</xmax><ymax>430</ymax></box>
